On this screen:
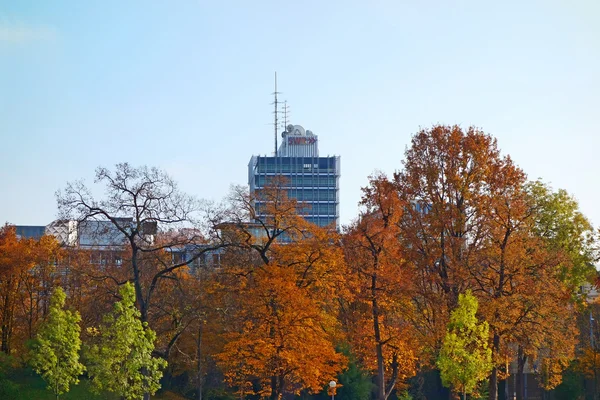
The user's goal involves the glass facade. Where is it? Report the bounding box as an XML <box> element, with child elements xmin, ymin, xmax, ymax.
<box><xmin>248</xmin><ymin>155</ymin><xmax>341</xmax><ymax>230</ymax></box>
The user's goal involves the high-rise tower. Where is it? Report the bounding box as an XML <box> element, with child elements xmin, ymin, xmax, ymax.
<box><xmin>248</xmin><ymin>123</ymin><xmax>341</xmax><ymax>230</ymax></box>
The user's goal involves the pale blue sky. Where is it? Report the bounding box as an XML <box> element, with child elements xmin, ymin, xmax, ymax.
<box><xmin>1</xmin><ymin>1</ymin><xmax>599</xmax><ymax>229</ymax></box>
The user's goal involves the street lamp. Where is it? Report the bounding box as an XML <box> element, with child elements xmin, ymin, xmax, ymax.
<box><xmin>329</xmin><ymin>381</ymin><xmax>337</xmax><ymax>400</ymax></box>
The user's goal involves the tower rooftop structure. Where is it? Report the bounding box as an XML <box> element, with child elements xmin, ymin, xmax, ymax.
<box><xmin>277</xmin><ymin>124</ymin><xmax>318</xmax><ymax>157</ymax></box>
<box><xmin>248</xmin><ymin>123</ymin><xmax>340</xmax><ymax>230</ymax></box>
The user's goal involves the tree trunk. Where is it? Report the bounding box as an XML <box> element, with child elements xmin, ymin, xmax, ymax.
<box><xmin>489</xmin><ymin>367</ymin><xmax>499</xmax><ymax>400</ymax></box>
<box><xmin>197</xmin><ymin>373</ymin><xmax>204</xmax><ymax>400</ymax></box>
<box><xmin>489</xmin><ymin>334</ymin><xmax>500</xmax><ymax>400</ymax></box>
<box><xmin>268</xmin><ymin>374</ymin><xmax>285</xmax><ymax>400</ymax></box>
<box><xmin>197</xmin><ymin>322</ymin><xmax>204</xmax><ymax>400</ymax></box>
<box><xmin>372</xmin><ymin>273</ymin><xmax>387</xmax><ymax>400</ymax></box>
<box><xmin>278</xmin><ymin>374</ymin><xmax>285</xmax><ymax>400</ymax></box>
<box><xmin>142</xmin><ymin>367</ymin><xmax>151</xmax><ymax>400</ymax></box>
<box><xmin>133</xmin><ymin>247</ymin><xmax>151</xmax><ymax>400</ymax></box>
<box><xmin>503</xmin><ymin>358</ymin><xmax>509</xmax><ymax>400</ymax></box>
<box><xmin>1</xmin><ymin>278</ymin><xmax>16</xmax><ymax>354</ymax></box>
<box><xmin>593</xmin><ymin>346</ymin><xmax>598</xmax><ymax>400</ymax></box>
<box><xmin>516</xmin><ymin>346</ymin><xmax>527</xmax><ymax>400</ymax></box>
<box><xmin>130</xmin><ymin>246</ymin><xmax>148</xmax><ymax>323</ymax></box>
<box><xmin>270</xmin><ymin>375</ymin><xmax>278</xmax><ymax>400</ymax></box>
<box><xmin>27</xmin><ymin>289</ymin><xmax>34</xmax><ymax>340</ymax></box>
<box><xmin>269</xmin><ymin>295</ymin><xmax>280</xmax><ymax>400</ymax></box>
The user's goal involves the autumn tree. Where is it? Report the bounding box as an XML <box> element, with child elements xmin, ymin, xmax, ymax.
<box><xmin>57</xmin><ymin>163</ymin><xmax>225</xmax><ymax>323</ymax></box>
<box><xmin>215</xmin><ymin>182</ymin><xmax>346</xmax><ymax>400</ymax></box>
<box><xmin>342</xmin><ymin>174</ymin><xmax>419</xmax><ymax>400</ymax></box>
<box><xmin>437</xmin><ymin>290</ymin><xmax>492</xmax><ymax>400</ymax></box>
<box><xmin>215</xmin><ymin>178</ymin><xmax>310</xmax><ymax>263</ymax></box>
<box><xmin>467</xmin><ymin>155</ymin><xmax>541</xmax><ymax>400</ymax></box>
<box><xmin>216</xmin><ymin>265</ymin><xmax>345</xmax><ymax>398</ymax></box>
<box><xmin>577</xmin><ymin>303</ymin><xmax>600</xmax><ymax>399</ymax></box>
<box><xmin>522</xmin><ymin>181</ymin><xmax>597</xmax><ymax>393</ymax></box>
<box><xmin>56</xmin><ymin>163</ymin><xmax>229</xmax><ymax>399</ymax></box>
<box><xmin>391</xmin><ymin>125</ymin><xmax>522</xmax><ymax>400</ymax></box>
<box><xmin>0</xmin><ymin>224</ymin><xmax>33</xmax><ymax>355</ymax></box>
<box><xmin>58</xmin><ymin>245</ymin><xmax>128</xmax><ymax>335</ymax></box>
<box><xmin>86</xmin><ymin>282</ymin><xmax>167</xmax><ymax>400</ymax></box>
<box><xmin>160</xmin><ymin>265</ymin><xmax>227</xmax><ymax>400</ymax></box>
<box><xmin>390</xmin><ymin>125</ymin><xmax>583</xmax><ymax>400</ymax></box>
<box><xmin>508</xmin><ymin>276</ymin><xmax>577</xmax><ymax>399</ymax></box>
<box><xmin>18</xmin><ymin>234</ymin><xmax>63</xmax><ymax>344</ymax></box>
<box><xmin>29</xmin><ymin>287</ymin><xmax>85</xmax><ymax>400</ymax></box>
<box><xmin>393</xmin><ymin>125</ymin><xmax>507</xmax><ymax>356</ymax></box>
<box><xmin>0</xmin><ymin>225</ymin><xmax>62</xmax><ymax>357</ymax></box>
<box><xmin>475</xmin><ymin>176</ymin><xmax>587</xmax><ymax>399</ymax></box>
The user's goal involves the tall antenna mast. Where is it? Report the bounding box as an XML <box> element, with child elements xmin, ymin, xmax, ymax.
<box><xmin>282</xmin><ymin>100</ymin><xmax>290</xmax><ymax>131</ymax></box>
<box><xmin>272</xmin><ymin>72</ymin><xmax>280</xmax><ymax>156</ymax></box>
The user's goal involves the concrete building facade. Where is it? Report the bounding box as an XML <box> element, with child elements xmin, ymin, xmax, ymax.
<box><xmin>248</xmin><ymin>124</ymin><xmax>341</xmax><ymax>230</ymax></box>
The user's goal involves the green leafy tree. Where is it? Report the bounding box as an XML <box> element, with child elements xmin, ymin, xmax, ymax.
<box><xmin>87</xmin><ymin>282</ymin><xmax>167</xmax><ymax>400</ymax></box>
<box><xmin>526</xmin><ymin>180</ymin><xmax>598</xmax><ymax>302</ymax></box>
<box><xmin>29</xmin><ymin>287</ymin><xmax>85</xmax><ymax>400</ymax></box>
<box><xmin>437</xmin><ymin>291</ymin><xmax>492</xmax><ymax>400</ymax></box>
<box><xmin>336</xmin><ymin>346</ymin><xmax>375</xmax><ymax>400</ymax></box>
<box><xmin>0</xmin><ymin>353</ymin><xmax>19</xmax><ymax>400</ymax></box>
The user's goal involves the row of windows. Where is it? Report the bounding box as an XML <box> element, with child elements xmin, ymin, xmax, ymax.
<box><xmin>255</xmin><ymin>189</ymin><xmax>337</xmax><ymax>201</ymax></box>
<box><xmin>305</xmin><ymin>217</ymin><xmax>337</xmax><ymax>227</ymax></box>
<box><xmin>300</xmin><ymin>203</ymin><xmax>337</xmax><ymax>215</ymax></box>
<box><xmin>254</xmin><ymin>215</ymin><xmax>337</xmax><ymax>229</ymax></box>
<box><xmin>257</xmin><ymin>165</ymin><xmax>339</xmax><ymax>174</ymax></box>
<box><xmin>255</xmin><ymin>175</ymin><xmax>337</xmax><ymax>187</ymax></box>
<box><xmin>292</xmin><ymin>191</ymin><xmax>337</xmax><ymax>201</ymax></box>
<box><xmin>258</xmin><ymin>168</ymin><xmax>339</xmax><ymax>175</ymax></box>
<box><xmin>254</xmin><ymin>157</ymin><xmax>339</xmax><ymax>174</ymax></box>
<box><xmin>255</xmin><ymin>202</ymin><xmax>337</xmax><ymax>216</ymax></box>
<box><xmin>89</xmin><ymin>252</ymin><xmax>123</xmax><ymax>266</ymax></box>
<box><xmin>192</xmin><ymin>253</ymin><xmax>221</xmax><ymax>268</ymax></box>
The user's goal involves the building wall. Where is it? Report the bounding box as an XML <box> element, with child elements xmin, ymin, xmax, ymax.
<box><xmin>15</xmin><ymin>225</ymin><xmax>46</xmax><ymax>240</ymax></box>
<box><xmin>248</xmin><ymin>124</ymin><xmax>341</xmax><ymax>230</ymax></box>
<box><xmin>248</xmin><ymin>155</ymin><xmax>340</xmax><ymax>230</ymax></box>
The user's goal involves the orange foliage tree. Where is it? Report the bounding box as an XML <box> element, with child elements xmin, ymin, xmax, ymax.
<box><xmin>215</xmin><ymin>181</ymin><xmax>346</xmax><ymax>400</ymax></box>
<box><xmin>0</xmin><ymin>225</ymin><xmax>63</xmax><ymax>357</ymax></box>
<box><xmin>392</xmin><ymin>126</ymin><xmax>501</xmax><ymax>358</ymax></box>
<box><xmin>0</xmin><ymin>224</ymin><xmax>33</xmax><ymax>355</ymax></box>
<box><xmin>342</xmin><ymin>175</ymin><xmax>418</xmax><ymax>400</ymax></box>
<box><xmin>152</xmin><ymin>264</ymin><xmax>227</xmax><ymax>400</ymax></box>
<box><xmin>472</xmin><ymin>172</ymin><xmax>577</xmax><ymax>399</ymax></box>
<box><xmin>390</xmin><ymin>125</ymin><xmax>581</xmax><ymax>400</ymax></box>
<box><xmin>15</xmin><ymin>234</ymin><xmax>63</xmax><ymax>344</ymax></box>
<box><xmin>58</xmin><ymin>246</ymin><xmax>129</xmax><ymax>333</ymax></box>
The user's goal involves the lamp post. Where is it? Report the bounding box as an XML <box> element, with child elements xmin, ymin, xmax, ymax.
<box><xmin>592</xmin><ymin>311</ymin><xmax>598</xmax><ymax>400</ymax></box>
<box><xmin>329</xmin><ymin>381</ymin><xmax>337</xmax><ymax>400</ymax></box>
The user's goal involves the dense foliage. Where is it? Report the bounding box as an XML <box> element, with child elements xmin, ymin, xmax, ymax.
<box><xmin>0</xmin><ymin>125</ymin><xmax>598</xmax><ymax>400</ymax></box>
<box><xmin>86</xmin><ymin>283</ymin><xmax>166</xmax><ymax>400</ymax></box>
<box><xmin>437</xmin><ymin>290</ymin><xmax>492</xmax><ymax>399</ymax></box>
<box><xmin>28</xmin><ymin>287</ymin><xmax>85</xmax><ymax>399</ymax></box>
